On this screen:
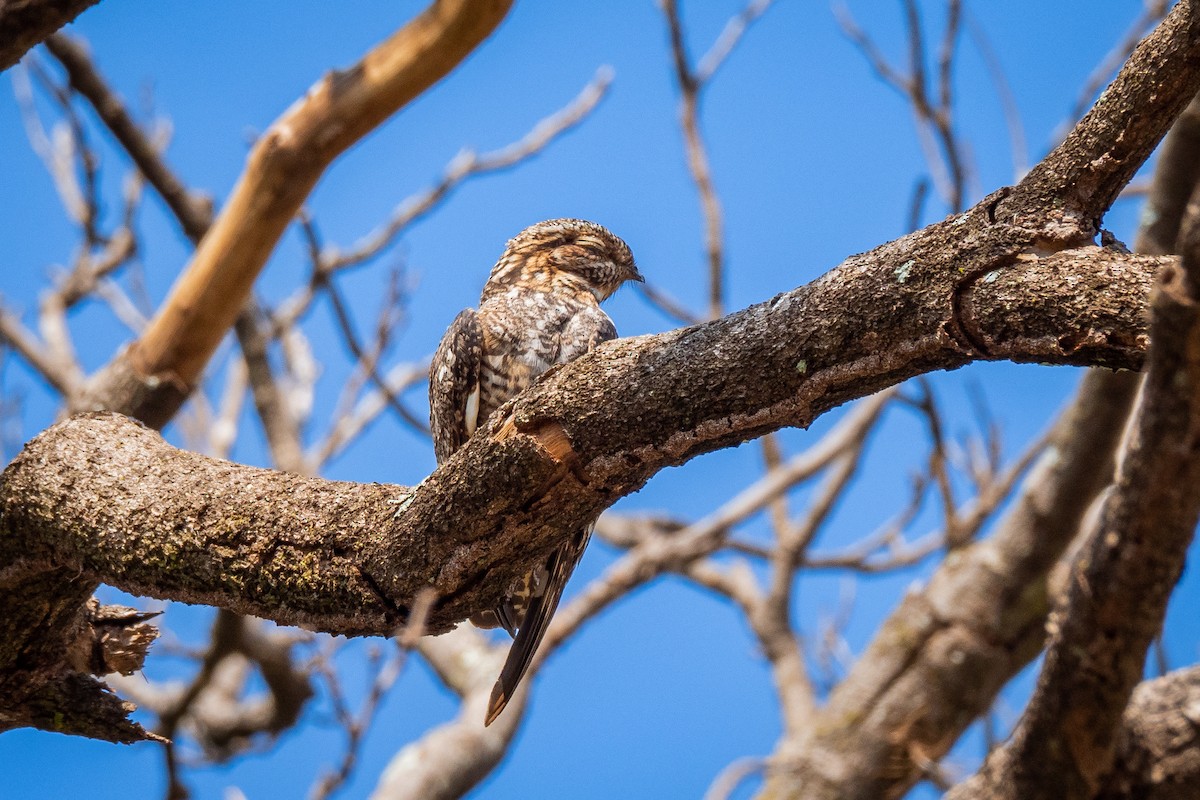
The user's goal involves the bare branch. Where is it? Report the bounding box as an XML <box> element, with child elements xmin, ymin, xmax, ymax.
<box><xmin>310</xmin><ymin>638</ymin><xmax>408</xmax><ymax>800</ymax></box>
<box><xmin>327</xmin><ymin>67</ymin><xmax>612</xmax><ymax>273</ymax></box>
<box><xmin>964</xmin><ymin>12</ymin><xmax>1029</xmax><ymax>178</ymax></box>
<box><xmin>1060</xmin><ymin>0</ymin><xmax>1172</xmax><ymax>135</ymax></box>
<box><xmin>370</xmin><ymin>628</ymin><xmax>522</xmax><ymax>800</ymax></box>
<box><xmin>947</xmin><ymin>192</ymin><xmax>1200</xmax><ymax>800</ymax></box>
<box><xmin>695</xmin><ymin>0</ymin><xmax>773</xmax><ymax>84</ymax></box>
<box><xmin>546</xmin><ymin>392</ymin><xmax>894</xmax><ymax>655</ymax></box>
<box><xmin>0</xmin><ymin>302</ymin><xmax>80</xmax><ymax>396</ymax></box>
<box><xmin>662</xmin><ymin>0</ymin><xmax>728</xmax><ymax>319</ymax></box>
<box><xmin>79</xmin><ymin>0</ymin><xmax>514</xmax><ymax>427</ymax></box>
<box><xmin>636</xmin><ymin>281</ymin><xmax>705</xmax><ymax>326</ymax></box>
<box><xmin>43</xmin><ymin>33</ymin><xmax>214</xmax><ymax>242</ymax></box>
<box><xmin>706</xmin><ymin>757</ymin><xmax>767</xmax><ymax>800</ymax></box>
<box><xmin>837</xmin><ymin>0</ymin><xmax>970</xmax><ymax>211</ymax></box>
<box><xmin>307</xmin><ymin>360</ymin><xmax>429</xmax><ymax>470</ymax></box>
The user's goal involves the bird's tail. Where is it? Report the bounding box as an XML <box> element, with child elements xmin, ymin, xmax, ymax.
<box><xmin>484</xmin><ymin>527</ymin><xmax>590</xmax><ymax>726</ymax></box>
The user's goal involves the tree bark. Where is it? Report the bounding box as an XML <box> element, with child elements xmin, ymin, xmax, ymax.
<box><xmin>0</xmin><ymin>241</ymin><xmax>1164</xmax><ymax>742</ymax></box>
<box><xmin>0</xmin><ymin>0</ymin><xmax>100</xmax><ymax>72</ymax></box>
<box><xmin>4</xmin><ymin>0</ymin><xmax>1200</xmax><ymax>751</ymax></box>
<box><xmin>1099</xmin><ymin>667</ymin><xmax>1200</xmax><ymax>800</ymax></box>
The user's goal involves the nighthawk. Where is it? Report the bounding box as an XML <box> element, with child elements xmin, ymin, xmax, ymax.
<box><xmin>429</xmin><ymin>218</ymin><xmax>642</xmax><ymax>725</ymax></box>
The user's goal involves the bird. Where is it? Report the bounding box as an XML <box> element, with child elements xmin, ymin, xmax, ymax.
<box><xmin>429</xmin><ymin>218</ymin><xmax>642</xmax><ymax>726</ymax></box>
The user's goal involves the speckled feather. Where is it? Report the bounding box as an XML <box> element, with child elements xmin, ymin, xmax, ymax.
<box><xmin>428</xmin><ymin>219</ymin><xmax>641</xmax><ymax>726</ymax></box>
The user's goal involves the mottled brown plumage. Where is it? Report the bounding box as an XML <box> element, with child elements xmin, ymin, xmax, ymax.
<box><xmin>429</xmin><ymin>218</ymin><xmax>642</xmax><ymax>726</ymax></box>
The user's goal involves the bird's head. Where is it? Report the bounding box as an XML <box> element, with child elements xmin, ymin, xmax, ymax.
<box><xmin>482</xmin><ymin>218</ymin><xmax>643</xmax><ymax>302</ymax></box>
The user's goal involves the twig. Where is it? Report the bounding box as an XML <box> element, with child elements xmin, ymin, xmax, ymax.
<box><xmin>964</xmin><ymin>11</ymin><xmax>1029</xmax><ymax>178</ymax></box>
<box><xmin>325</xmin><ymin>67</ymin><xmax>613</xmax><ymax>273</ymax></box>
<box><xmin>636</xmin><ymin>281</ymin><xmax>705</xmax><ymax>326</ymax></box>
<box><xmin>306</xmin><ymin>360</ymin><xmax>429</xmax><ymax>470</ymax></box>
<box><xmin>300</xmin><ymin>215</ymin><xmax>427</xmax><ymax>435</ymax></box>
<box><xmin>309</xmin><ymin>637</ymin><xmax>408</xmax><ymax>800</ymax></box>
<box><xmin>1058</xmin><ymin>0</ymin><xmax>1171</xmax><ymax>137</ymax></box>
<box><xmin>24</xmin><ymin>56</ymin><xmax>101</xmax><ymax>240</ymax></box>
<box><xmin>662</xmin><ymin>0</ymin><xmax>726</xmax><ymax>319</ymax></box>
<box><xmin>836</xmin><ymin>0</ymin><xmax>970</xmax><ymax>211</ymax></box>
<box><xmin>545</xmin><ymin>393</ymin><xmax>894</xmax><ymax>654</ymax></box>
<box><xmin>0</xmin><ymin>303</ymin><xmax>80</xmax><ymax>396</ymax></box>
<box><xmin>695</xmin><ymin>0</ymin><xmax>773</xmax><ymax>82</ymax></box>
<box><xmin>704</xmin><ymin>757</ymin><xmax>767</xmax><ymax>800</ymax></box>
<box><xmin>44</xmin><ymin>33</ymin><xmax>214</xmax><ymax>243</ymax></box>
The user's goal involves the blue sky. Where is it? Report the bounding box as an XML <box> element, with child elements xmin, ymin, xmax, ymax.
<box><xmin>0</xmin><ymin>2</ymin><xmax>1190</xmax><ymax>799</ymax></box>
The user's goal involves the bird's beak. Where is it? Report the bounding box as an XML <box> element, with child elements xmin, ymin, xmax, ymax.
<box><xmin>629</xmin><ymin>265</ymin><xmax>645</xmax><ymax>283</ymax></box>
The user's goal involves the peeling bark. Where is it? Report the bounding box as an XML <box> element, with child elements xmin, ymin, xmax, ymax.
<box><xmin>0</xmin><ymin>240</ymin><xmax>1165</xmax><ymax>742</ymax></box>
<box><xmin>4</xmin><ymin>0</ymin><xmax>1200</xmax><ymax>752</ymax></box>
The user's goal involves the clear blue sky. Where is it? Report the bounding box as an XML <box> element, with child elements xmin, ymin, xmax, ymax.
<box><xmin>1</xmin><ymin>2</ymin><xmax>1191</xmax><ymax>799</ymax></box>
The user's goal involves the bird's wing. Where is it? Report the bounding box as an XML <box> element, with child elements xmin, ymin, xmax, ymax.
<box><xmin>557</xmin><ymin>305</ymin><xmax>617</xmax><ymax>363</ymax></box>
<box><xmin>485</xmin><ymin>525</ymin><xmax>592</xmax><ymax>726</ymax></box>
<box><xmin>429</xmin><ymin>309</ymin><xmax>483</xmax><ymax>464</ymax></box>
<box><xmin>483</xmin><ymin>308</ymin><xmax>614</xmax><ymax>726</ymax></box>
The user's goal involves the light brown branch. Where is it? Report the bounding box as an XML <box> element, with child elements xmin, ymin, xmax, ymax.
<box><xmin>327</xmin><ymin>67</ymin><xmax>612</xmax><ymax>273</ymax></box>
<box><xmin>0</xmin><ymin>303</ymin><xmax>79</xmax><ymax>396</ymax></box>
<box><xmin>79</xmin><ymin>0</ymin><xmax>513</xmax><ymax>428</ymax></box>
<box><xmin>663</xmin><ymin>0</ymin><xmax>726</xmax><ymax>320</ymax></box>
<box><xmin>370</xmin><ymin>628</ymin><xmax>522</xmax><ymax>800</ymax></box>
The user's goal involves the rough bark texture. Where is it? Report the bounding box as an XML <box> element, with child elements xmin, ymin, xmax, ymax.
<box><xmin>0</xmin><ymin>238</ymin><xmax>1163</xmax><ymax>743</ymax></box>
<box><xmin>4</xmin><ymin>0</ymin><xmax>1200</xmax><ymax>753</ymax></box>
<box><xmin>1099</xmin><ymin>667</ymin><xmax>1200</xmax><ymax>800</ymax></box>
<box><xmin>755</xmin><ymin>8</ymin><xmax>1200</xmax><ymax>798</ymax></box>
<box><xmin>947</xmin><ymin>212</ymin><xmax>1200</xmax><ymax>800</ymax></box>
<box><xmin>0</xmin><ymin>0</ymin><xmax>100</xmax><ymax>72</ymax></box>
<box><xmin>756</xmin><ymin>368</ymin><xmax>1139</xmax><ymax>800</ymax></box>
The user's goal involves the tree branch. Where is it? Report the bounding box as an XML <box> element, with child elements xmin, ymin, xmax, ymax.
<box><xmin>1098</xmin><ymin>666</ymin><xmax>1200</xmax><ymax>800</ymax></box>
<box><xmin>947</xmin><ymin>170</ymin><xmax>1200</xmax><ymax>800</ymax></box>
<box><xmin>0</xmin><ymin>0</ymin><xmax>100</xmax><ymax>73</ymax></box>
<box><xmin>77</xmin><ymin>0</ymin><xmax>513</xmax><ymax>427</ymax></box>
<box><xmin>0</xmin><ymin>239</ymin><xmax>1161</xmax><ymax>743</ymax></box>
<box><xmin>4</xmin><ymin>0</ymin><xmax>1200</xmax><ymax>748</ymax></box>
<box><xmin>43</xmin><ymin>32</ymin><xmax>214</xmax><ymax>242</ymax></box>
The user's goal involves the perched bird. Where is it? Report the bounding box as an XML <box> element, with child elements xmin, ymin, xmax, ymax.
<box><xmin>429</xmin><ymin>218</ymin><xmax>642</xmax><ymax>726</ymax></box>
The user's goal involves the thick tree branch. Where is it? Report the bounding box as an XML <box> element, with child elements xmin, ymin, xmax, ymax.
<box><xmin>1140</xmin><ymin>92</ymin><xmax>1200</xmax><ymax>256</ymax></box>
<box><xmin>0</xmin><ymin>241</ymin><xmax>1161</xmax><ymax>742</ymax></box>
<box><xmin>1098</xmin><ymin>667</ymin><xmax>1200</xmax><ymax>800</ymax></box>
<box><xmin>0</xmin><ymin>0</ymin><xmax>99</xmax><ymax>72</ymax></box>
<box><xmin>999</xmin><ymin>0</ymin><xmax>1200</xmax><ymax>230</ymax></box>
<box><xmin>948</xmin><ymin>182</ymin><xmax>1200</xmax><ymax>800</ymax></box>
<box><xmin>754</xmin><ymin>85</ymin><xmax>1200</xmax><ymax>800</ymax></box>
<box><xmin>755</xmin><ymin>365</ymin><xmax>1139</xmax><ymax>800</ymax></box>
<box><xmin>3</xmin><ymin>0</ymin><xmax>1200</xmax><ymax>747</ymax></box>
